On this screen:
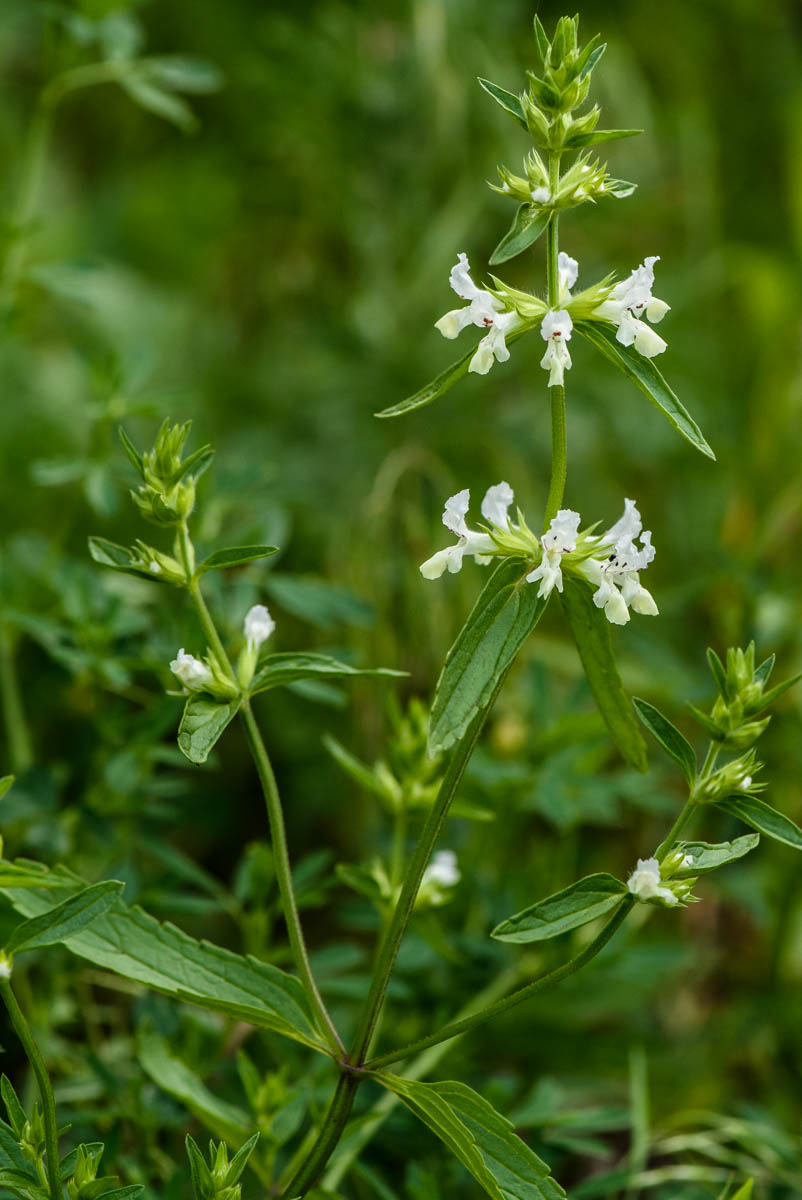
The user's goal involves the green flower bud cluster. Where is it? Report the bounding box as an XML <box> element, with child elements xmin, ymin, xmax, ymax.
<box><xmin>526</xmin><ymin>15</ymin><xmax>601</xmax><ymax>126</ymax></box>
<box><xmin>690</xmin><ymin>644</ymin><xmax>801</xmax><ymax>750</ymax></box>
<box><xmin>695</xmin><ymin>749</ymin><xmax>764</xmax><ymax>804</ymax></box>
<box><xmin>186</xmin><ymin>1134</ymin><xmax>260</xmax><ymax>1200</ymax></box>
<box><xmin>121</xmin><ymin>419</ymin><xmax>214</xmax><ymax>527</ymax></box>
<box><xmin>67</xmin><ymin>1143</ymin><xmax>119</xmax><ymax>1200</ymax></box>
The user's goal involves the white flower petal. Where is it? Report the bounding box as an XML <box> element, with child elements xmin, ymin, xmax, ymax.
<box><xmin>481</xmin><ymin>481</ymin><xmax>515</xmax><ymax>529</ymax></box>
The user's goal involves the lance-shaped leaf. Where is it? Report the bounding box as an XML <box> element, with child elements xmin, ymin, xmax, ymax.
<box><xmin>490</xmin><ymin>206</ymin><xmax>551</xmax><ymax>266</ymax></box>
<box><xmin>0</xmin><ymin>863</ymin><xmax>327</xmax><ymax>1050</ymax></box>
<box><xmin>138</xmin><ymin>1026</ymin><xmax>252</xmax><ymax>1145</ymax></box>
<box><xmin>88</xmin><ymin>536</ymin><xmax>156</xmax><ymax>580</ymax></box>
<box><xmin>5</xmin><ymin>880</ymin><xmax>125</xmax><ymax>954</ymax></box>
<box><xmin>178</xmin><ymin>696</ymin><xmax>241</xmax><ymax>765</ymax></box>
<box><xmin>250</xmin><ymin>653</ymin><xmax>403</xmax><ymax>695</ymax></box>
<box><xmin>560</xmin><ymin>582</ymin><xmax>648</xmax><ymax>772</ymax></box>
<box><xmin>632</xmin><ymin>697</ymin><xmax>697</xmax><ymax>785</ymax></box>
<box><xmin>715</xmin><ymin>795</ymin><xmax>802</xmax><ymax>851</ymax></box>
<box><xmin>376</xmin><ymin>327</ymin><xmax>529</xmax><ymax>419</ymax></box>
<box><xmin>429</xmin><ymin>559</ymin><xmax>548</xmax><ymax>755</ymax></box>
<box><xmin>378</xmin><ymin>1075</ymin><xmax>565</xmax><ymax>1200</ymax></box>
<box><xmin>197</xmin><ymin>545</ymin><xmax>278</xmax><ymax>573</ymax></box>
<box><xmin>477</xmin><ymin>78</ymin><xmax>527</xmax><ymax>129</ymax></box>
<box><xmin>575</xmin><ymin>320</ymin><xmax>715</xmax><ymax>460</ymax></box>
<box><xmin>492</xmin><ymin>874</ymin><xmax>628</xmax><ymax>944</ymax></box>
<box><xmin>563</xmin><ymin>128</ymin><xmax>642</xmax><ymax>149</ymax></box>
<box><xmin>672</xmin><ymin>835</ymin><xmax>760</xmax><ymax>877</ymax></box>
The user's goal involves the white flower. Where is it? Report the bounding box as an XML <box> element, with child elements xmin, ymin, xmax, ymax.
<box><xmin>531</xmin><ymin>186</ymin><xmax>551</xmax><ymax>204</ymax></box>
<box><xmin>557</xmin><ymin>251</ymin><xmax>578</xmax><ymax>298</ymax></box>
<box><xmin>149</xmin><ymin>561</ymin><xmax>161</xmax><ymax>574</ymax></box>
<box><xmin>170</xmin><ymin>648</ymin><xmax>213</xmax><ymax>691</ymax></box>
<box><xmin>594</xmin><ymin>255</ymin><xmax>670</xmax><ymax>358</ymax></box>
<box><xmin>627</xmin><ymin>857</ymin><xmax>678</xmax><ymax>906</ymax></box>
<box><xmin>420</xmin><ymin>484</ymin><xmax>512</xmax><ymax>579</ymax></box>
<box><xmin>0</xmin><ymin>955</ymin><xmax>11</xmax><ymax>979</ymax></box>
<box><xmin>526</xmin><ymin>509</ymin><xmax>581</xmax><ymax>598</ymax></box>
<box><xmin>579</xmin><ymin>499</ymin><xmax>658</xmax><ymax>625</ymax></box>
<box><xmin>423</xmin><ymin>850</ymin><xmax>460</xmax><ymax>889</ymax></box>
<box><xmin>435</xmin><ymin>253</ymin><xmax>523</xmax><ymax>375</ymax></box>
<box><xmin>539</xmin><ymin>309</ymin><xmax>573</xmax><ymax>386</ymax></box>
<box><xmin>244</xmin><ymin>604</ymin><xmax>275</xmax><ymax>651</ymax></box>
<box><xmin>420</xmin><ymin>850</ymin><xmax>461</xmax><ymax>905</ymax></box>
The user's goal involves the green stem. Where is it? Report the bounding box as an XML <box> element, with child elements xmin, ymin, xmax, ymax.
<box><xmin>542</xmin><ymin>383</ymin><xmax>567</xmax><ymax>528</ymax></box>
<box><xmin>365</xmin><ymin>896</ymin><xmax>634</xmax><ymax>1071</ymax></box>
<box><xmin>240</xmin><ymin>700</ymin><xmax>343</xmax><ymax>1055</ymax></box>
<box><xmin>542</xmin><ymin>151</ymin><xmax>567</xmax><ymax>528</ymax></box>
<box><xmin>283</xmin><ymin>1073</ymin><xmax>359</xmax><ymax>1197</ymax></box>
<box><xmin>348</xmin><ymin>705</ymin><xmax>489</xmax><ymax>1068</ymax></box>
<box><xmin>655</xmin><ymin>796</ymin><xmax>698</xmax><ymax>862</ymax></box>
<box><xmin>320</xmin><ymin>965</ymin><xmax>520</xmax><ymax>1191</ymax></box>
<box><xmin>0</xmin><ymin>625</ymin><xmax>33</xmax><ymax>773</ymax></box>
<box><xmin>0</xmin><ymin>977</ymin><xmax>61</xmax><ymax>1200</ymax></box>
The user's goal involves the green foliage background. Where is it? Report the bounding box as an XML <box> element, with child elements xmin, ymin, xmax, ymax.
<box><xmin>0</xmin><ymin>0</ymin><xmax>801</xmax><ymax>1196</ymax></box>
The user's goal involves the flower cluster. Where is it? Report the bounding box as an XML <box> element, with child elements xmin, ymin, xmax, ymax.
<box><xmin>420</xmin><ymin>484</ymin><xmax>658</xmax><ymax>628</ymax></box>
<box><xmin>494</xmin><ymin>151</ymin><xmax>634</xmax><ymax>212</ymax></box>
<box><xmin>434</xmin><ymin>254</ymin><xmax>524</xmax><ymax>375</ymax></box>
<box><xmin>435</xmin><ymin>252</ymin><xmax>670</xmax><ymax>385</ymax></box>
<box><xmin>170</xmin><ymin>604</ymin><xmax>276</xmax><ymax>697</ymax></box>
<box><xmin>626</xmin><ymin>856</ymin><xmax>695</xmax><ymax>908</ymax></box>
<box><xmin>418</xmin><ymin>850</ymin><xmax>461</xmax><ymax>907</ymax></box>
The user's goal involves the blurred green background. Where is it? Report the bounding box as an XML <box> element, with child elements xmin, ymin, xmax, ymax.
<box><xmin>0</xmin><ymin>0</ymin><xmax>801</xmax><ymax>1196</ymax></box>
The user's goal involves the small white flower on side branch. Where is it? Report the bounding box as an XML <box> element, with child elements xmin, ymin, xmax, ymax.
<box><xmin>420</xmin><ymin>483</ymin><xmax>514</xmax><ymax>579</ymax></box>
<box><xmin>170</xmin><ymin>649</ymin><xmax>213</xmax><ymax>692</ymax></box>
<box><xmin>526</xmin><ymin>509</ymin><xmax>581</xmax><ymax>598</ymax></box>
<box><xmin>593</xmin><ymin>256</ymin><xmax>669</xmax><ymax>357</ymax></box>
<box><xmin>435</xmin><ymin>253</ymin><xmax>523</xmax><ymax>375</ymax></box>
<box><xmin>244</xmin><ymin>604</ymin><xmax>275</xmax><ymax>651</ymax></box>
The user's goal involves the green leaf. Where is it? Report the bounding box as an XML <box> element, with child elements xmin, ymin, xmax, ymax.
<box><xmin>477</xmin><ymin>78</ymin><xmax>527</xmax><ymax>129</ymax></box>
<box><xmin>87</xmin><ymin>536</ymin><xmax>152</xmax><ymax>580</ymax></box>
<box><xmin>715</xmin><ymin>795</ymin><xmax>802</xmax><ymax>851</ymax></box>
<box><xmin>120</xmin><ymin>70</ymin><xmax>197</xmax><ymax>132</ymax></box>
<box><xmin>706</xmin><ymin>647</ymin><xmax>728</xmax><ymax>697</ymax></box>
<box><xmin>632</xmin><ymin>697</ymin><xmax>697</xmax><ymax>784</ymax></box>
<box><xmin>492</xmin><ymin>874</ymin><xmax>628</xmax><ymax>944</ymax></box>
<box><xmin>185</xmin><ymin>1136</ymin><xmax>213</xmax><ymax>1200</ymax></box>
<box><xmin>673</xmin><ymin>834</ymin><xmax>760</xmax><ymax>876</ymax></box>
<box><xmin>559</xmin><ymin>582</ymin><xmax>648</xmax><ymax>772</ymax></box>
<box><xmin>5</xmin><ymin>880</ymin><xmax>125</xmax><ymax>954</ymax></box>
<box><xmin>0</xmin><ymin>863</ymin><xmax>326</xmax><ymax>1050</ymax></box>
<box><xmin>575</xmin><ymin>320</ymin><xmax>715</xmax><ymax>460</ymax></box>
<box><xmin>378</xmin><ymin>1075</ymin><xmax>565</xmax><ymax>1200</ymax></box>
<box><xmin>730</xmin><ymin>1182</ymin><xmax>754</xmax><ymax>1200</ymax></box>
<box><xmin>565</xmin><ymin>129</ymin><xmax>642</xmax><ymax>150</ymax></box>
<box><xmin>118</xmin><ymin>425</ymin><xmax>143</xmax><ymax>475</ymax></box>
<box><xmin>753</xmin><ymin>654</ymin><xmax>775</xmax><ymax>688</ymax></box>
<box><xmin>197</xmin><ymin>545</ymin><xmax>278</xmax><ymax>573</ymax></box>
<box><xmin>0</xmin><ymin>1077</ymin><xmax>26</xmax><ymax>1139</ymax></box>
<box><xmin>376</xmin><ymin>323</ymin><xmax>531</xmax><ymax>419</ymax></box>
<box><xmin>577</xmin><ymin>39</ymin><xmax>606</xmax><ymax>79</ymax></box>
<box><xmin>178</xmin><ymin>696</ymin><xmax>241</xmax><ymax>765</ymax></box>
<box><xmin>754</xmin><ymin>671</ymin><xmax>802</xmax><ymax>714</ymax></box>
<box><xmin>0</xmin><ymin>776</ymin><xmax>13</xmax><ymax>801</ymax></box>
<box><xmin>490</xmin><ymin>206</ymin><xmax>551</xmax><ymax>266</ymax></box>
<box><xmin>142</xmin><ymin>55</ymin><xmax>223</xmax><ymax>94</ymax></box>
<box><xmin>375</xmin><ymin>343</ymin><xmax>477</xmax><ymax>419</ymax></box>
<box><xmin>533</xmin><ymin>16</ymin><xmax>550</xmax><ymax>62</ymax></box>
<box><xmin>138</xmin><ymin>1025</ymin><xmax>251</xmax><ymax>1145</ymax></box>
<box><xmin>429</xmin><ymin>559</ymin><xmax>548</xmax><ymax>754</ymax></box>
<box><xmin>250</xmin><ymin>653</ymin><xmax>403</xmax><ymax>695</ymax></box>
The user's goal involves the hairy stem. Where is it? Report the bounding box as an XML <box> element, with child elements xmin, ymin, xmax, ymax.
<box><xmin>241</xmin><ymin>700</ymin><xmax>343</xmax><ymax>1055</ymax></box>
<box><xmin>320</xmin><ymin>965</ymin><xmax>520</xmax><ymax>1191</ymax></box>
<box><xmin>366</xmin><ymin>896</ymin><xmax>634</xmax><ymax>1070</ymax></box>
<box><xmin>283</xmin><ymin>1073</ymin><xmax>359</xmax><ymax>1197</ymax></box>
<box><xmin>0</xmin><ymin>977</ymin><xmax>61</xmax><ymax>1200</ymax></box>
<box><xmin>542</xmin><ymin>151</ymin><xmax>567</xmax><ymax>527</ymax></box>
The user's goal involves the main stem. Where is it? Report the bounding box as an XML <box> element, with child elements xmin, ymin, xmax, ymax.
<box><xmin>0</xmin><ymin>625</ymin><xmax>33</xmax><ymax>773</ymax></box>
<box><xmin>366</xmin><ymin>896</ymin><xmax>634</xmax><ymax>1070</ymax></box>
<box><xmin>0</xmin><ymin>977</ymin><xmax>61</xmax><ymax>1200</ymax></box>
<box><xmin>542</xmin><ymin>151</ymin><xmax>567</xmax><ymax>528</ymax></box>
<box><xmin>284</xmin><ymin>1074</ymin><xmax>359</xmax><ymax>1196</ymax></box>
